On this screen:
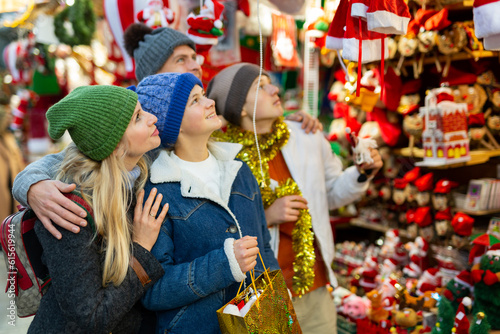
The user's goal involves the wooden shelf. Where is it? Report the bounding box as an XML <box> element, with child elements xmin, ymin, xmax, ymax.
<box><xmin>392</xmin><ymin>148</ymin><xmax>500</xmax><ymax>169</ymax></box>
<box><xmin>350</xmin><ymin>218</ymin><xmax>408</xmax><ymax>238</ymax></box>
<box><xmin>455</xmin><ymin>207</ymin><xmax>500</xmax><ymax>216</ymax></box>
<box><xmin>403</xmin><ymin>50</ymin><xmax>499</xmax><ymax>68</ymax></box>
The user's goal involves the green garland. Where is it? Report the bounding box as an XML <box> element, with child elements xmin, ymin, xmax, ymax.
<box><xmin>214</xmin><ymin>118</ymin><xmax>316</xmax><ymax>296</ymax></box>
<box><xmin>54</xmin><ymin>0</ymin><xmax>96</xmax><ymax>46</ymax></box>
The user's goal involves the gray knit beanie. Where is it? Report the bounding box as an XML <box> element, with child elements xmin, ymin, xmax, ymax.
<box><xmin>206</xmin><ymin>63</ymin><xmax>267</xmax><ymax>126</ymax></box>
<box><xmin>134</xmin><ymin>27</ymin><xmax>196</xmax><ymax>82</ymax></box>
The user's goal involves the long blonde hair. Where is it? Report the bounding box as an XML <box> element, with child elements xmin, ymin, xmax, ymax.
<box><xmin>56</xmin><ymin>143</ymin><xmax>148</xmax><ymax>286</ymax></box>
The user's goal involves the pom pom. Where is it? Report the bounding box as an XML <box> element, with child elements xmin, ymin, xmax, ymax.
<box><xmin>462</xmin><ymin>296</ymin><xmax>472</xmax><ymax>307</ymax></box>
<box><xmin>214</xmin><ymin>19</ymin><xmax>223</xmax><ymax>29</ymax></box>
<box><xmin>123</xmin><ymin>23</ymin><xmax>154</xmax><ymax>57</ymax></box>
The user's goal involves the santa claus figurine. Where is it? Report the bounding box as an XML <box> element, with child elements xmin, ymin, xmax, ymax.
<box><xmin>381</xmin><ymin>278</ymin><xmax>400</xmax><ymax>311</ymax></box>
<box><xmin>186</xmin><ymin>0</ymin><xmax>225</xmax><ymax>61</ymax></box>
<box><xmin>403</xmin><ymin>236</ymin><xmax>429</xmax><ymax>278</ymax></box>
<box><xmin>137</xmin><ymin>0</ymin><xmax>175</xmax><ymax>29</ymax></box>
<box><xmin>359</xmin><ymin>256</ymin><xmax>380</xmax><ymax>292</ymax></box>
<box><xmin>452</xmin><ymin>297</ymin><xmax>472</xmax><ymax>334</ymax></box>
<box><xmin>416</xmin><ymin>268</ymin><xmax>441</xmax><ymax>295</ymax></box>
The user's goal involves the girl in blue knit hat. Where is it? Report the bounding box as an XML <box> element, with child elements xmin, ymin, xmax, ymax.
<box><xmin>135</xmin><ymin>72</ymin><xmax>280</xmax><ymax>333</ymax></box>
<box><xmin>26</xmin><ymin>85</ymin><xmax>169</xmax><ymax>333</ymax></box>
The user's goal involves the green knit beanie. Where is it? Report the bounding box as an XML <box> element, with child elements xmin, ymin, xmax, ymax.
<box><xmin>46</xmin><ymin>85</ymin><xmax>138</xmax><ymax>161</ymax></box>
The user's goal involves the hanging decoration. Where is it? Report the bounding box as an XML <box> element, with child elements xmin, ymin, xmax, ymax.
<box><xmin>136</xmin><ymin>0</ymin><xmax>175</xmax><ymax>29</ymax></box>
<box><xmin>2</xmin><ymin>35</ymin><xmax>36</xmax><ymax>85</ymax></box>
<box><xmin>186</xmin><ymin>0</ymin><xmax>225</xmax><ymax>62</ymax></box>
<box><xmin>207</xmin><ymin>0</ymin><xmax>241</xmax><ymax>67</ymax></box>
<box><xmin>326</xmin><ymin>0</ymin><xmax>410</xmax><ymax>96</ymax></box>
<box><xmin>53</xmin><ymin>0</ymin><xmax>96</xmax><ymax>47</ymax></box>
<box><xmin>270</xmin><ymin>13</ymin><xmax>301</xmax><ymax>68</ymax></box>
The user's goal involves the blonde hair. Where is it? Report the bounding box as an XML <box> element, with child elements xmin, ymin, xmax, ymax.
<box><xmin>56</xmin><ymin>143</ymin><xmax>148</xmax><ymax>286</ymax></box>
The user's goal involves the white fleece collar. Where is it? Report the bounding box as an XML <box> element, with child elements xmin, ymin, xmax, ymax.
<box><xmin>149</xmin><ymin>141</ymin><xmax>244</xmax><ymax>205</ymax></box>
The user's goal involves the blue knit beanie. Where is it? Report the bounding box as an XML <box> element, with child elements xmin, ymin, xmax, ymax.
<box><xmin>136</xmin><ymin>72</ymin><xmax>202</xmax><ymax>147</ymax></box>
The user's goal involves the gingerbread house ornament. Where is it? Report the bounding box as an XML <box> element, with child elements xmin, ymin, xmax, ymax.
<box><xmin>417</xmin><ymin>87</ymin><xmax>470</xmax><ymax>166</ymax></box>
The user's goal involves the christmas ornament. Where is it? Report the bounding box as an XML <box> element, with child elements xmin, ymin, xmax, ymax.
<box><xmin>136</xmin><ymin>0</ymin><xmax>174</xmax><ymax>29</ymax></box>
<box><xmin>186</xmin><ymin>0</ymin><xmax>225</xmax><ymax>61</ymax></box>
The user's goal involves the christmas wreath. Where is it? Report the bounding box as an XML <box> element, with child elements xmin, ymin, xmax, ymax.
<box><xmin>54</xmin><ymin>0</ymin><xmax>96</xmax><ymax>46</ymax></box>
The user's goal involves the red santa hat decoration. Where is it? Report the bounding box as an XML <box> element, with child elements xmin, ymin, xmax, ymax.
<box><xmin>451</xmin><ymin>213</ymin><xmax>475</xmax><ymax>236</ymax></box>
<box><xmin>473</xmin><ymin>0</ymin><xmax>500</xmax><ymax>50</ymax></box>
<box><xmin>414</xmin><ymin>206</ymin><xmax>432</xmax><ymax>228</ymax></box>
<box><xmin>325</xmin><ymin>0</ymin><xmax>410</xmax><ymax>97</ymax></box>
<box><xmin>415</xmin><ymin>173</ymin><xmax>434</xmax><ymax>192</ymax></box>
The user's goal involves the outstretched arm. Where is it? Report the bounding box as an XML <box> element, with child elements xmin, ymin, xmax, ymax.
<box><xmin>12</xmin><ymin>151</ymin><xmax>87</xmax><ymax>239</ymax></box>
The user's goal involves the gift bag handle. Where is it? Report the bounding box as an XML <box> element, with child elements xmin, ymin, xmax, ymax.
<box><xmin>236</xmin><ymin>251</ymin><xmax>274</xmax><ymax>300</ymax></box>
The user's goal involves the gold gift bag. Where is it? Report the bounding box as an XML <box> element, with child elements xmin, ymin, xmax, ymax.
<box><xmin>217</xmin><ymin>253</ymin><xmax>302</xmax><ymax>333</ymax></box>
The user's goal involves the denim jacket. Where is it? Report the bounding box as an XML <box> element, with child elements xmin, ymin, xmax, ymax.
<box><xmin>142</xmin><ymin>141</ymin><xmax>279</xmax><ymax>334</ymax></box>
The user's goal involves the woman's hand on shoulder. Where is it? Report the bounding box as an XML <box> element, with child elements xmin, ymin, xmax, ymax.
<box><xmin>133</xmin><ymin>188</ymin><xmax>169</xmax><ymax>251</ymax></box>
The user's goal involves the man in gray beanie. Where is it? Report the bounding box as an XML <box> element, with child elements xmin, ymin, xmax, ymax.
<box><xmin>123</xmin><ymin>23</ymin><xmax>202</xmax><ymax>82</ymax></box>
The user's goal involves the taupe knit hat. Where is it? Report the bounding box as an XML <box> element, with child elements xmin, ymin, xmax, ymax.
<box><xmin>206</xmin><ymin>63</ymin><xmax>267</xmax><ymax>126</ymax></box>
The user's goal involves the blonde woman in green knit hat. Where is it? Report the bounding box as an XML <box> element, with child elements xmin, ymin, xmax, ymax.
<box><xmin>27</xmin><ymin>85</ymin><xmax>169</xmax><ymax>333</ymax></box>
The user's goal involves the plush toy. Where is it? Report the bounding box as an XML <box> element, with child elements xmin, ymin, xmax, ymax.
<box><xmin>395</xmin><ymin>35</ymin><xmax>418</xmax><ymax>77</ymax></box>
<box><xmin>470</xmin><ymin>312</ymin><xmax>491</xmax><ymax>334</ymax></box>
<box><xmin>431</xmin><ymin>296</ymin><xmax>454</xmax><ymax>334</ymax></box>
<box><xmin>415</xmin><ymin>206</ymin><xmax>435</xmax><ymax>243</ymax></box>
<box><xmin>432</xmin><ymin>179</ymin><xmax>456</xmax><ymax>211</ymax></box>
<box><xmin>406</xmin><ymin>208</ymin><xmax>418</xmax><ymax>239</ymax></box>
<box><xmin>443</xmin><ymin>270</ymin><xmax>474</xmax><ymax>310</ymax></box>
<box><xmin>435</xmin><ymin>207</ymin><xmax>453</xmax><ymax>238</ymax></box>
<box><xmin>381</xmin><ymin>278</ymin><xmax>401</xmax><ymax>311</ymax></box>
<box><xmin>452</xmin><ymin>297</ymin><xmax>472</xmax><ymax>334</ymax></box>
<box><xmin>473</xmin><ymin>249</ymin><xmax>500</xmax><ymax>329</ymax></box>
<box><xmin>381</xmin><ymin>229</ymin><xmax>402</xmax><ymax>260</ymax></box>
<box><xmin>355</xmin><ymin>256</ymin><xmax>380</xmax><ymax>293</ymax></box>
<box><xmin>136</xmin><ymin>0</ymin><xmax>174</xmax><ymax>29</ymax></box>
<box><xmin>451</xmin><ymin>212</ymin><xmax>475</xmax><ymax>249</ymax></box>
<box><xmin>416</xmin><ymin>268</ymin><xmax>441</xmax><ymax>295</ymax></box>
<box><xmin>403</xmin><ymin>237</ymin><xmax>429</xmax><ymax>278</ymax></box>
<box><xmin>393</xmin><ymin>178</ymin><xmax>408</xmax><ymax>206</ymax></box>
<box><xmin>366</xmin><ymin>289</ymin><xmax>390</xmax><ymax>324</ymax></box>
<box><xmin>380</xmin><ymin>258</ymin><xmax>398</xmax><ymax>282</ymax></box>
<box><xmin>391</xmin><ymin>308</ymin><xmax>422</xmax><ymax>334</ymax></box>
<box><xmin>186</xmin><ymin>0</ymin><xmax>225</xmax><ymax>60</ymax></box>
<box><xmin>403</xmin><ymin>167</ymin><xmax>420</xmax><ymax>204</ymax></box>
<box><xmin>342</xmin><ymin>294</ymin><xmax>371</xmax><ymax>320</ymax></box>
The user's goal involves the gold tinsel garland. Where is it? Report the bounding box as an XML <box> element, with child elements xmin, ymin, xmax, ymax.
<box><xmin>214</xmin><ymin>117</ymin><xmax>316</xmax><ymax>296</ymax></box>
